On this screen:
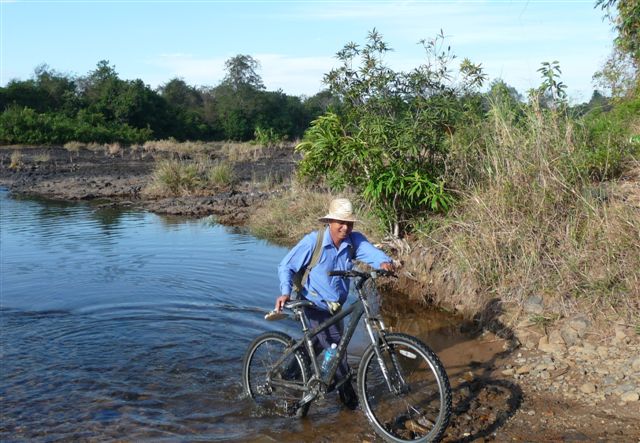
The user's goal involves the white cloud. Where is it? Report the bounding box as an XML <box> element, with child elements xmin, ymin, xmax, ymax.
<box><xmin>257</xmin><ymin>53</ymin><xmax>337</xmax><ymax>96</ymax></box>
<box><xmin>148</xmin><ymin>53</ymin><xmax>227</xmax><ymax>88</ymax></box>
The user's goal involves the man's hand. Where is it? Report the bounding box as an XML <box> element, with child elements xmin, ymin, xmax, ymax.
<box><xmin>380</xmin><ymin>262</ymin><xmax>395</xmax><ymax>272</ymax></box>
<box><xmin>275</xmin><ymin>294</ymin><xmax>290</xmax><ymax>312</ymax></box>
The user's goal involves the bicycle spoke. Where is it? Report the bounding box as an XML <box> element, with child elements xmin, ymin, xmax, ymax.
<box><xmin>243</xmin><ymin>332</ymin><xmax>310</xmax><ymax>418</ymax></box>
<box><xmin>359</xmin><ymin>334</ymin><xmax>451</xmax><ymax>442</ymax></box>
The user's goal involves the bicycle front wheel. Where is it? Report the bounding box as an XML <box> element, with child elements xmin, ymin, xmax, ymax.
<box><xmin>242</xmin><ymin>331</ymin><xmax>311</xmax><ymax>417</ymax></box>
<box><xmin>358</xmin><ymin>333</ymin><xmax>452</xmax><ymax>443</ymax></box>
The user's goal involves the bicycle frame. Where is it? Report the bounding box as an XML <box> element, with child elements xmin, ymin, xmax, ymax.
<box><xmin>267</xmin><ymin>272</ymin><xmax>407</xmax><ymax>406</ymax></box>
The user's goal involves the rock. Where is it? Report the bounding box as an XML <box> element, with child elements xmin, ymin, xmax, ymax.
<box><xmin>596</xmin><ymin>346</ymin><xmax>609</xmax><ymax>358</ymax></box>
<box><xmin>580</xmin><ymin>383</ymin><xmax>597</xmax><ymax>394</ymax></box>
<box><xmin>568</xmin><ymin>315</ymin><xmax>590</xmax><ymax>338</ymax></box>
<box><xmin>618</xmin><ymin>384</ymin><xmax>636</xmax><ymax>393</ymax></box>
<box><xmin>620</xmin><ymin>391</ymin><xmax>639</xmax><ymax>402</ymax></box>
<box><xmin>632</xmin><ymin>357</ymin><xmax>640</xmax><ymax>372</ymax></box>
<box><xmin>538</xmin><ymin>336</ymin><xmax>566</xmax><ymax>355</ymax></box>
<box><xmin>524</xmin><ymin>295</ymin><xmax>544</xmax><ymax>314</ymax></box>
<box><xmin>501</xmin><ymin>368</ymin><xmax>515</xmax><ymax>376</ymax></box>
<box><xmin>613</xmin><ymin>325</ymin><xmax>631</xmax><ymax>345</ymax></box>
<box><xmin>549</xmin><ymin>329</ymin><xmax>565</xmax><ymax>345</ymax></box>
<box><xmin>516</xmin><ymin>365</ymin><xmax>532</xmax><ymax>375</ymax></box>
<box><xmin>560</xmin><ymin>326</ymin><xmax>580</xmax><ymax>347</ymax></box>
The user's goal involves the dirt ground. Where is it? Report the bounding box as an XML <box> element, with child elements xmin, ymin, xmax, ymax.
<box><xmin>1</xmin><ymin>145</ymin><xmax>639</xmax><ymax>442</ymax></box>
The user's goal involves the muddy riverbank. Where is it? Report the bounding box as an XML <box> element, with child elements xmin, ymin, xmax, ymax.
<box><xmin>0</xmin><ymin>144</ymin><xmax>294</xmax><ymax>224</ymax></box>
<box><xmin>1</xmin><ymin>144</ymin><xmax>639</xmax><ymax>442</ymax></box>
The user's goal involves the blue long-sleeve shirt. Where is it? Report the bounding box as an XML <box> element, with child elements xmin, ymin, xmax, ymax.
<box><xmin>278</xmin><ymin>228</ymin><xmax>391</xmax><ymax>311</ymax></box>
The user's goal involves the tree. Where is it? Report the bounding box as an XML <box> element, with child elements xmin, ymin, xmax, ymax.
<box><xmin>0</xmin><ymin>65</ymin><xmax>77</xmax><ymax>114</ymax></box>
<box><xmin>596</xmin><ymin>0</ymin><xmax>640</xmax><ymax>65</ymax></box>
<box><xmin>297</xmin><ymin>30</ymin><xmax>486</xmax><ymax>236</ymax></box>
<box><xmin>222</xmin><ymin>54</ymin><xmax>265</xmax><ymax>91</ymax></box>
<box><xmin>159</xmin><ymin>78</ymin><xmax>203</xmax><ymax>110</ymax></box>
<box><xmin>595</xmin><ymin>0</ymin><xmax>639</xmax><ymax>95</ymax></box>
<box><xmin>592</xmin><ymin>46</ymin><xmax>637</xmax><ymax>98</ymax></box>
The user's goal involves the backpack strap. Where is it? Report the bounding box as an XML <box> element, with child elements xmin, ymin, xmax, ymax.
<box><xmin>292</xmin><ymin>227</ymin><xmax>326</xmax><ymax>295</ymax></box>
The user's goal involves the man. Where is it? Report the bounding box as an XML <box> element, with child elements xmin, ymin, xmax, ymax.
<box><xmin>275</xmin><ymin>198</ymin><xmax>394</xmax><ymax>409</ymax></box>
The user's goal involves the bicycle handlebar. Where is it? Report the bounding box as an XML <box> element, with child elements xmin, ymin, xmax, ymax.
<box><xmin>328</xmin><ymin>269</ymin><xmax>395</xmax><ymax>279</ymax></box>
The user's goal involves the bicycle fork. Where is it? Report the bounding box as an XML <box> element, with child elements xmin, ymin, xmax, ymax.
<box><xmin>364</xmin><ymin>318</ymin><xmax>409</xmax><ymax>396</ymax></box>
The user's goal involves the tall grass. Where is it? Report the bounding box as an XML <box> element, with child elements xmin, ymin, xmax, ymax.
<box><xmin>9</xmin><ymin>151</ymin><xmax>22</xmax><ymax>169</ymax></box>
<box><xmin>144</xmin><ymin>157</ymin><xmax>235</xmax><ymax>197</ymax></box>
<box><xmin>427</xmin><ymin>99</ymin><xmax>640</xmax><ymax>323</ymax></box>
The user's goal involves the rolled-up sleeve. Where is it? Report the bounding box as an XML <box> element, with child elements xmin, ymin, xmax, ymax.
<box><xmin>277</xmin><ymin>232</ymin><xmax>315</xmax><ymax>295</ymax></box>
<box><xmin>351</xmin><ymin>232</ymin><xmax>392</xmax><ymax>268</ymax></box>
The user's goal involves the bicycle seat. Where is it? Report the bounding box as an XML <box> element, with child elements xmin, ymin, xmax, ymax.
<box><xmin>284</xmin><ymin>300</ymin><xmax>315</xmax><ymax>310</ymax></box>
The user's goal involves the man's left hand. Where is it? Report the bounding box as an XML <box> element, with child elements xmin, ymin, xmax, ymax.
<box><xmin>380</xmin><ymin>262</ymin><xmax>395</xmax><ymax>272</ymax></box>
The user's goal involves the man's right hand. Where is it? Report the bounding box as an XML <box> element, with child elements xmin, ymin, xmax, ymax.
<box><xmin>275</xmin><ymin>294</ymin><xmax>290</xmax><ymax>312</ymax></box>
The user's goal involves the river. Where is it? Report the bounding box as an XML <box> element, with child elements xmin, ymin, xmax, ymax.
<box><xmin>0</xmin><ymin>189</ymin><xmax>498</xmax><ymax>442</ymax></box>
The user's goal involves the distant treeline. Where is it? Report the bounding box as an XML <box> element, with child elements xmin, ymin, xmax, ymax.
<box><xmin>0</xmin><ymin>56</ymin><xmax>338</xmax><ymax>145</ymax></box>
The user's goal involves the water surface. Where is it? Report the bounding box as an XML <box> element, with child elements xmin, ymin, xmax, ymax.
<box><xmin>0</xmin><ymin>189</ymin><xmax>480</xmax><ymax>442</ymax></box>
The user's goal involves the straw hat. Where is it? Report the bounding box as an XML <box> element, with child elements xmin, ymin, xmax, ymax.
<box><xmin>319</xmin><ymin>198</ymin><xmax>358</xmax><ymax>223</ymax></box>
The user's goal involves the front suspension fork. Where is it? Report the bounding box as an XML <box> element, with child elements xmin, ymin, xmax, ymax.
<box><xmin>364</xmin><ymin>319</ymin><xmax>409</xmax><ymax>395</ymax></box>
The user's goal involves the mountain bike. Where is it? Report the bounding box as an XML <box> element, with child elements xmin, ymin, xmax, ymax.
<box><xmin>242</xmin><ymin>269</ymin><xmax>452</xmax><ymax>443</ymax></box>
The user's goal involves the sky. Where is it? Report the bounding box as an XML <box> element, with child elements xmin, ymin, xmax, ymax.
<box><xmin>1</xmin><ymin>0</ymin><xmax>616</xmax><ymax>103</ymax></box>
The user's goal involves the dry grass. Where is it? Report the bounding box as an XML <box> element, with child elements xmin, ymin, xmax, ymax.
<box><xmin>221</xmin><ymin>142</ymin><xmax>270</xmax><ymax>162</ymax></box>
<box><xmin>424</xmin><ymin>100</ymin><xmax>640</xmax><ymax>325</ymax></box>
<box><xmin>9</xmin><ymin>151</ymin><xmax>22</xmax><ymax>169</ymax></box>
<box><xmin>106</xmin><ymin>143</ymin><xmax>122</xmax><ymax>156</ymax></box>
<box><xmin>250</xmin><ymin>169</ymin><xmax>288</xmax><ymax>192</ymax></box>
<box><xmin>142</xmin><ymin>139</ymin><xmax>215</xmax><ymax>156</ymax></box>
<box><xmin>33</xmin><ymin>152</ymin><xmax>51</xmax><ymax>163</ymax></box>
<box><xmin>140</xmin><ymin>139</ymin><xmax>288</xmax><ymax>163</ymax></box>
<box><xmin>143</xmin><ymin>157</ymin><xmax>235</xmax><ymax>197</ymax></box>
<box><xmin>207</xmin><ymin>160</ymin><xmax>236</xmax><ymax>187</ymax></box>
<box><xmin>247</xmin><ymin>184</ymin><xmax>385</xmax><ymax>246</ymax></box>
<box><xmin>63</xmin><ymin>141</ymin><xmax>85</xmax><ymax>152</ymax></box>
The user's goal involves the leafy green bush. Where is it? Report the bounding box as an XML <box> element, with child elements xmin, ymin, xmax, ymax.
<box><xmin>297</xmin><ymin>30</ymin><xmax>485</xmax><ymax>236</ymax></box>
<box><xmin>575</xmin><ymin>96</ymin><xmax>640</xmax><ymax>179</ymax></box>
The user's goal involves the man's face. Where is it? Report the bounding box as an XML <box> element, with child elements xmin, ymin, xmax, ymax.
<box><xmin>328</xmin><ymin>219</ymin><xmax>354</xmax><ymax>245</ymax></box>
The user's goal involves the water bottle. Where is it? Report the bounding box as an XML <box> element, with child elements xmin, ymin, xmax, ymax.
<box><xmin>320</xmin><ymin>343</ymin><xmax>338</xmax><ymax>377</ymax></box>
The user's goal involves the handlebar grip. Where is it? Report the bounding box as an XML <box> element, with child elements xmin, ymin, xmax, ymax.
<box><xmin>328</xmin><ymin>270</ymin><xmax>349</xmax><ymax>277</ymax></box>
<box><xmin>374</xmin><ymin>269</ymin><xmax>396</xmax><ymax>277</ymax></box>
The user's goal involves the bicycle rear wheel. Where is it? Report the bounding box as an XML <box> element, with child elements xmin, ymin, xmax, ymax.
<box><xmin>242</xmin><ymin>331</ymin><xmax>311</xmax><ymax>417</ymax></box>
<box><xmin>358</xmin><ymin>333</ymin><xmax>451</xmax><ymax>442</ymax></box>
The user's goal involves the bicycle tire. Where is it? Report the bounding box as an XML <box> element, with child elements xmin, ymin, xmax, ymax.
<box><xmin>358</xmin><ymin>333</ymin><xmax>452</xmax><ymax>442</ymax></box>
<box><xmin>242</xmin><ymin>331</ymin><xmax>311</xmax><ymax>418</ymax></box>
